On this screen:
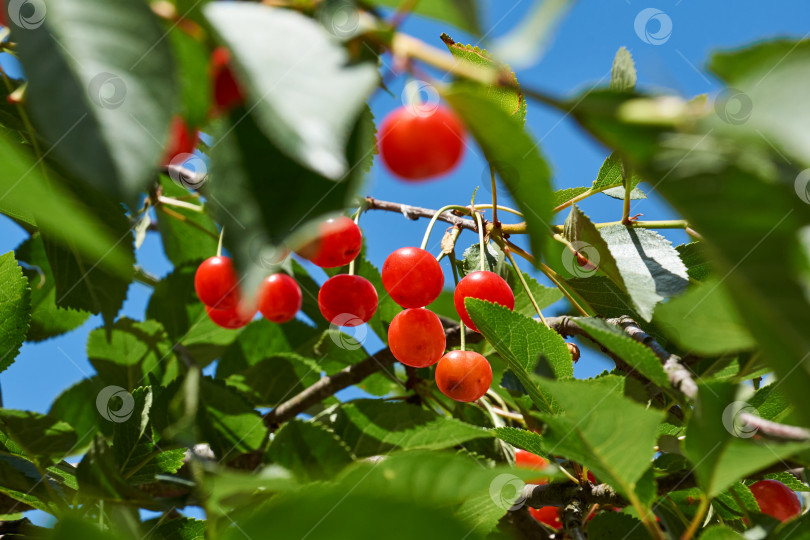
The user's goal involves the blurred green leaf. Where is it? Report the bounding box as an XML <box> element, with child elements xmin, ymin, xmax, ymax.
<box><xmin>266</xmin><ymin>419</ymin><xmax>353</xmax><ymax>482</ymax></box>
<box><xmin>683</xmin><ymin>381</ymin><xmax>805</xmax><ymax>497</ymax></box>
<box><xmin>466</xmin><ymin>299</ymin><xmax>572</xmax><ymax>413</ymax></box>
<box><xmin>699</xmin><ymin>526</ymin><xmax>746</xmax><ymax>540</ymax></box>
<box><xmin>654</xmin><ymin>277</ymin><xmax>755</xmax><ymax>356</ymax></box>
<box><xmin>490</xmin><ymin>0</ymin><xmax>575</xmax><ymax>67</ymax></box>
<box><xmin>444</xmin><ymin>84</ymin><xmax>553</xmax><ymax>267</ymax></box>
<box><xmin>16</xmin><ymin>234</ymin><xmax>90</xmax><ymax>342</ymax></box>
<box><xmin>316</xmin><ymin>400</ymin><xmax>491</xmax><ymax>457</ymax></box>
<box><xmin>156</xmin><ymin>177</ymin><xmax>219</xmax><ymax>267</ymax></box>
<box><xmin>588</xmin><ymin>511</ymin><xmax>651</xmax><ymax>540</ymax></box>
<box><xmin>167</xmin><ymin>25</ymin><xmax>211</xmax><ymax>129</ymax></box>
<box><xmin>144</xmin><ymin>517</ymin><xmax>206</xmax><ymax>540</ymax></box>
<box><xmin>367</xmin><ymin>0</ymin><xmax>480</xmax><ymax>35</ymax></box>
<box><xmin>0</xmin><ymin>410</ymin><xmax>77</xmax><ymax>468</ymax></box>
<box><xmin>196</xmin><ymin>377</ymin><xmax>267</xmax><ymax>462</ymax></box>
<box><xmin>0</xmin><ymin>251</ymin><xmax>29</xmax><ymax>372</ymax></box>
<box><xmin>224</xmin><ymin>353</ymin><xmax>319</xmax><ymax>407</ymax></box>
<box><xmin>13</xmin><ymin>0</ymin><xmax>175</xmax><ymax>206</ymax></box>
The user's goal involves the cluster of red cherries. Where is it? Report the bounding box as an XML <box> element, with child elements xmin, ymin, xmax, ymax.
<box><xmin>514</xmin><ymin>449</ymin><xmax>803</xmax><ymax>528</ymax></box>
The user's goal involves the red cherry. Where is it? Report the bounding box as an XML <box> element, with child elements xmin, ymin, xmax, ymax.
<box><xmin>750</xmin><ymin>480</ymin><xmax>802</xmax><ymax>522</ymax></box>
<box><xmin>587</xmin><ymin>471</ymin><xmax>597</xmax><ymax>484</ymax></box>
<box><xmin>388</xmin><ymin>308</ymin><xmax>446</xmax><ymax>368</ymax></box>
<box><xmin>318</xmin><ymin>274</ymin><xmax>378</xmax><ymax>327</ymax></box>
<box><xmin>378</xmin><ymin>105</ymin><xmax>465</xmax><ymax>181</ymax></box>
<box><xmin>435</xmin><ymin>350</ymin><xmax>492</xmax><ymax>402</ymax></box>
<box><xmin>194</xmin><ymin>256</ymin><xmax>241</xmax><ymax>310</ymax></box>
<box><xmin>295</xmin><ymin>217</ymin><xmax>363</xmax><ymax>269</ymax></box>
<box><xmin>210</xmin><ymin>47</ymin><xmax>245</xmax><ymax>114</ymax></box>
<box><xmin>529</xmin><ymin>506</ymin><xmax>562</xmax><ymax>529</ymax></box>
<box><xmin>0</xmin><ymin>2</ymin><xmax>6</xmax><ymax>27</ymax></box>
<box><xmin>161</xmin><ymin>116</ymin><xmax>198</xmax><ymax>165</ymax></box>
<box><xmin>205</xmin><ymin>304</ymin><xmax>256</xmax><ymax>329</ymax></box>
<box><xmin>381</xmin><ymin>247</ymin><xmax>444</xmax><ymax>308</ymax></box>
<box><xmin>453</xmin><ymin>271</ymin><xmax>515</xmax><ymax>332</ymax></box>
<box><xmin>515</xmin><ymin>449</ymin><xmax>549</xmax><ymax>485</ymax></box>
<box><xmin>257</xmin><ymin>274</ymin><xmax>302</xmax><ymax>324</ymax></box>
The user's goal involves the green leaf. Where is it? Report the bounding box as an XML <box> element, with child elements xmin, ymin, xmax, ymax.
<box><xmin>168</xmin><ymin>23</ymin><xmax>211</xmax><ymax>130</ymax></box>
<box><xmin>510</xmin><ymin>269</ymin><xmax>563</xmax><ymax>316</ymax></box>
<box><xmin>466</xmin><ymin>299</ymin><xmax>572</xmax><ymax>413</ymax></box>
<box><xmin>536</xmin><ymin>377</ymin><xmax>664</xmax><ymax>501</ymax></box>
<box><xmin>573</xmin><ymin>317</ymin><xmax>669</xmax><ymax>387</ymax></box>
<box><xmin>266</xmin><ymin>420</ymin><xmax>353</xmax><ymax>482</ymax></box>
<box><xmin>610</xmin><ymin>46</ymin><xmax>637</xmax><ymax>91</ymax></box>
<box><xmin>224</xmin><ymin>353</ymin><xmax>320</xmax><ymax>407</ymax></box>
<box><xmin>761</xmin><ymin>471</ymin><xmax>810</xmax><ymax>491</ymax></box>
<box><xmin>602</xmin><ymin>184</ymin><xmax>647</xmax><ymax>200</ymax></box>
<box><xmin>202</xmin><ymin>466</ymin><xmax>296</xmax><ymax>517</ymax></box>
<box><xmin>0</xmin><ymin>410</ymin><xmax>77</xmax><ymax>467</ymax></box>
<box><xmin>315</xmin><ymin>400</ymin><xmax>491</xmax><ymax>457</ymax></box>
<box><xmin>49</xmin><ymin>377</ymin><xmax>108</xmax><ymax>446</ymax></box>
<box><xmin>13</xmin><ymin>0</ymin><xmax>175</xmax><ymax>206</ymax></box>
<box><xmin>587</xmin><ymin>512</ymin><xmax>651</xmax><ymax>540</ymax></box>
<box><xmin>654</xmin><ymin>277</ymin><xmax>755</xmax><ymax>356</ymax></box>
<box><xmin>0</xmin><ymin>251</ymin><xmax>29</xmax><ymax>372</ymax></box>
<box><xmin>0</xmin><ymin>132</ymin><xmax>131</xmax><ymax>275</ymax></box>
<box><xmin>441</xmin><ymin>34</ymin><xmax>525</xmax><ymax>123</ymax></box>
<box><xmin>491</xmin><ymin>426</ymin><xmax>547</xmax><ymax>456</ymax></box>
<box><xmin>460</xmin><ymin>242</ymin><xmax>509</xmax><ymax>278</ymax></box>
<box><xmin>366</xmin><ymin>0</ymin><xmax>480</xmax><ymax>35</ymax></box>
<box><xmin>444</xmin><ymin>84</ymin><xmax>553</xmax><ymax>267</ymax></box>
<box><xmin>683</xmin><ymin>381</ymin><xmax>805</xmax><ymax>497</ymax></box>
<box><xmin>222</xmin><ymin>488</ymin><xmax>485</xmax><ymax>540</ymax></box>
<box><xmin>675</xmin><ymin>242</ymin><xmax>711</xmax><ymax>282</ymax></box>
<box><xmin>564</xmin><ymin>276</ymin><xmax>639</xmax><ymax>319</ymax></box>
<box><xmin>564</xmin><ymin>205</ymin><xmax>690</xmax><ymax>320</ymax></box>
<box><xmin>205</xmin><ymin>3</ymin><xmax>377</xmax><ymax>180</ymax></box>
<box><xmin>592</xmin><ymin>153</ymin><xmax>642</xmax><ymax>193</ymax></box>
<box><xmin>17</xmin><ymin>234</ymin><xmax>90</xmax><ymax>342</ymax></box>
<box><xmin>197</xmin><ymin>377</ymin><xmax>266</xmax><ymax>461</ymax></box>
<box><xmin>553</xmin><ymin>186</ymin><xmax>589</xmax><ymax>208</ymax></box>
<box><xmin>144</xmin><ymin>518</ymin><xmax>206</xmax><ymax>540</ymax></box>
<box><xmin>699</xmin><ymin>526</ymin><xmax>746</xmax><ymax>540</ymax></box>
<box><xmin>77</xmin><ymin>435</ymin><xmax>154</xmax><ymax>504</ymax></box>
<box><xmin>0</xmin><ymin>454</ymin><xmax>53</xmax><ymax>512</ymax></box>
<box><xmin>87</xmin><ymin>318</ymin><xmax>179</xmax><ymax>390</ymax></box>
<box><xmin>42</xmin><ymin>185</ymin><xmax>135</xmax><ymax>326</ymax></box>
<box><xmin>156</xmin><ymin>177</ymin><xmax>219</xmax><ymax>267</ymax></box>
<box><xmin>45</xmin><ymin>514</ymin><xmax>121</xmax><ymax>540</ymax></box>
<box><xmin>490</xmin><ymin>0</ymin><xmax>574</xmax><ymax>67</ymax></box>
<box><xmin>146</xmin><ymin>264</ymin><xmax>238</xmax><ymax>366</ymax></box>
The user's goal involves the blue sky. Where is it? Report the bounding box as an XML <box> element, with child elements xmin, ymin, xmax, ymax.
<box><xmin>1</xmin><ymin>0</ymin><xmax>809</xmax><ymax>417</ymax></box>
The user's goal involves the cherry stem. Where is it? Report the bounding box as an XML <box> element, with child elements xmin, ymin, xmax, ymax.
<box><xmin>537</xmin><ymin>261</ymin><xmax>593</xmax><ymax>317</ymax></box>
<box><xmin>680</xmin><ymin>496</ymin><xmax>709</xmax><ymax>540</ymax></box>
<box><xmin>621</xmin><ymin>160</ymin><xmax>633</xmax><ymax>225</ymax></box>
<box><xmin>505</xmin><ymin>247</ymin><xmax>548</xmax><ymax>327</ymax></box>
<box><xmin>475</xmin><ymin>204</ymin><xmax>523</xmax><ymax>217</ymax></box>
<box><xmin>448</xmin><ymin>251</ymin><xmax>466</xmax><ymax>351</ymax></box>
<box><xmin>420</xmin><ymin>204</ymin><xmax>469</xmax><ymax>250</ymax></box>
<box><xmin>216</xmin><ymin>227</ymin><xmax>224</xmax><ymax>258</ymax></box>
<box><xmin>472</xmin><ymin>209</ymin><xmax>486</xmax><ymax>273</ymax></box>
<box><xmin>490</xmin><ymin>165</ymin><xmax>499</xmax><ymax>225</ymax></box>
<box><xmin>157</xmin><ymin>195</ymin><xmax>204</xmax><ymax>213</ymax></box>
<box><xmin>349</xmin><ymin>210</ymin><xmax>363</xmax><ymax>276</ymax></box>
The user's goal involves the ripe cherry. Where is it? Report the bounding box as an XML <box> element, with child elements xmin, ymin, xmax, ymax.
<box><xmin>435</xmin><ymin>350</ymin><xmax>492</xmax><ymax>402</ymax></box>
<box><xmin>195</xmin><ymin>256</ymin><xmax>241</xmax><ymax>310</ymax></box>
<box><xmin>210</xmin><ymin>47</ymin><xmax>245</xmax><ymax>114</ymax></box>
<box><xmin>388</xmin><ymin>308</ymin><xmax>446</xmax><ymax>368</ymax></box>
<box><xmin>257</xmin><ymin>274</ymin><xmax>302</xmax><ymax>324</ymax></box>
<box><xmin>515</xmin><ymin>449</ymin><xmax>549</xmax><ymax>485</ymax></box>
<box><xmin>161</xmin><ymin>116</ymin><xmax>198</xmax><ymax>165</ymax></box>
<box><xmin>529</xmin><ymin>506</ymin><xmax>562</xmax><ymax>529</ymax></box>
<box><xmin>750</xmin><ymin>479</ymin><xmax>801</xmax><ymax>522</ymax></box>
<box><xmin>381</xmin><ymin>247</ymin><xmax>444</xmax><ymax>308</ymax></box>
<box><xmin>453</xmin><ymin>271</ymin><xmax>515</xmax><ymax>332</ymax></box>
<box><xmin>318</xmin><ymin>274</ymin><xmax>378</xmax><ymax>327</ymax></box>
<box><xmin>205</xmin><ymin>304</ymin><xmax>256</xmax><ymax>329</ymax></box>
<box><xmin>378</xmin><ymin>105</ymin><xmax>465</xmax><ymax>181</ymax></box>
<box><xmin>295</xmin><ymin>217</ymin><xmax>363</xmax><ymax>269</ymax></box>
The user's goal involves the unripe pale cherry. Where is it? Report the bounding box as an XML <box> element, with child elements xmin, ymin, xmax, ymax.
<box><xmin>388</xmin><ymin>308</ymin><xmax>446</xmax><ymax>368</ymax></box>
<box><xmin>318</xmin><ymin>274</ymin><xmax>378</xmax><ymax>327</ymax></box>
<box><xmin>453</xmin><ymin>271</ymin><xmax>515</xmax><ymax>332</ymax></box>
<box><xmin>435</xmin><ymin>350</ymin><xmax>492</xmax><ymax>402</ymax></box>
<box><xmin>381</xmin><ymin>247</ymin><xmax>444</xmax><ymax>308</ymax></box>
